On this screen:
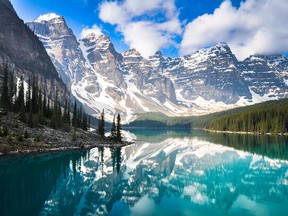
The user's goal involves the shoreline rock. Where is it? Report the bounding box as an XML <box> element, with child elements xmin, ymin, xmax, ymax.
<box><xmin>0</xmin><ymin>114</ymin><xmax>133</xmax><ymax>157</ymax></box>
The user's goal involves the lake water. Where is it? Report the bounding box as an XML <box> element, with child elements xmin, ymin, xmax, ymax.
<box><xmin>0</xmin><ymin>130</ymin><xmax>288</xmax><ymax>216</ymax></box>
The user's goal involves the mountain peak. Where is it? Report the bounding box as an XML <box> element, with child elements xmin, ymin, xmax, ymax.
<box><xmin>215</xmin><ymin>42</ymin><xmax>228</xmax><ymax>47</ymax></box>
<box><xmin>80</xmin><ymin>30</ymin><xmax>104</xmax><ymax>39</ymax></box>
<box><xmin>123</xmin><ymin>48</ymin><xmax>142</xmax><ymax>57</ymax></box>
<box><xmin>152</xmin><ymin>50</ymin><xmax>163</xmax><ymax>58</ymax></box>
<box><xmin>34</xmin><ymin>13</ymin><xmax>62</xmax><ymax>23</ymax></box>
<box><xmin>96</xmin><ymin>34</ymin><xmax>110</xmax><ymax>42</ymax></box>
<box><xmin>243</xmin><ymin>55</ymin><xmax>267</xmax><ymax>62</ymax></box>
<box><xmin>81</xmin><ymin>33</ymin><xmax>110</xmax><ymax>43</ymax></box>
<box><xmin>212</xmin><ymin>42</ymin><xmax>231</xmax><ymax>52</ymax></box>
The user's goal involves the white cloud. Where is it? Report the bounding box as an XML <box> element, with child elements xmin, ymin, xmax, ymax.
<box><xmin>180</xmin><ymin>0</ymin><xmax>288</xmax><ymax>60</ymax></box>
<box><xmin>99</xmin><ymin>0</ymin><xmax>181</xmax><ymax>58</ymax></box>
<box><xmin>124</xmin><ymin>0</ymin><xmax>162</xmax><ymax>17</ymax></box>
<box><xmin>99</xmin><ymin>1</ymin><xmax>128</xmax><ymax>26</ymax></box>
<box><xmin>122</xmin><ymin>21</ymin><xmax>170</xmax><ymax>57</ymax></box>
<box><xmin>80</xmin><ymin>24</ymin><xmax>102</xmax><ymax>39</ymax></box>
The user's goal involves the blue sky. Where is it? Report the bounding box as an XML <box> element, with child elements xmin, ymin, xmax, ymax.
<box><xmin>10</xmin><ymin>0</ymin><xmax>288</xmax><ymax>60</ymax></box>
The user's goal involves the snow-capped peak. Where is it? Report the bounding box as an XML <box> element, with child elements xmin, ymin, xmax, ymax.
<box><xmin>27</xmin><ymin>12</ymin><xmax>288</xmax><ymax>123</ymax></box>
<box><xmin>35</xmin><ymin>13</ymin><xmax>61</xmax><ymax>23</ymax></box>
<box><xmin>80</xmin><ymin>28</ymin><xmax>103</xmax><ymax>40</ymax></box>
<box><xmin>152</xmin><ymin>50</ymin><xmax>163</xmax><ymax>58</ymax></box>
<box><xmin>81</xmin><ymin>33</ymin><xmax>110</xmax><ymax>44</ymax></box>
<box><xmin>215</xmin><ymin>42</ymin><xmax>228</xmax><ymax>47</ymax></box>
<box><xmin>244</xmin><ymin>55</ymin><xmax>266</xmax><ymax>62</ymax></box>
<box><xmin>123</xmin><ymin>48</ymin><xmax>142</xmax><ymax>57</ymax></box>
<box><xmin>210</xmin><ymin>42</ymin><xmax>231</xmax><ymax>53</ymax></box>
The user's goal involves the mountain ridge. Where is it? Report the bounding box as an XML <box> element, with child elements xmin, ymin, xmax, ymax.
<box><xmin>26</xmin><ymin>13</ymin><xmax>288</xmax><ymax>122</ymax></box>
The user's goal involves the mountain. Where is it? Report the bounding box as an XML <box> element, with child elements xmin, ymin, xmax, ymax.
<box><xmin>26</xmin><ymin>13</ymin><xmax>89</xmax><ymax>88</ymax></box>
<box><xmin>240</xmin><ymin>55</ymin><xmax>287</xmax><ymax>98</ymax></box>
<box><xmin>157</xmin><ymin>43</ymin><xmax>251</xmax><ymax>104</ymax></box>
<box><xmin>0</xmin><ymin>1</ymin><xmax>67</xmax><ymax>99</ymax></box>
<box><xmin>27</xmin><ymin>13</ymin><xmax>288</xmax><ymax>122</ymax></box>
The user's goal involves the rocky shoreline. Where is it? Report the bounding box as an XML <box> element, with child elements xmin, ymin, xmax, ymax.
<box><xmin>0</xmin><ymin>114</ymin><xmax>133</xmax><ymax>156</ymax></box>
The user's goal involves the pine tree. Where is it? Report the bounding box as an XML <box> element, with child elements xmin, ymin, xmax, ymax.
<box><xmin>1</xmin><ymin>62</ymin><xmax>9</xmax><ymax>110</ymax></box>
<box><xmin>98</xmin><ymin>109</ymin><xmax>105</xmax><ymax>137</ymax></box>
<box><xmin>45</xmin><ymin>98</ymin><xmax>52</xmax><ymax>119</ymax></box>
<box><xmin>42</xmin><ymin>90</ymin><xmax>47</xmax><ymax>117</ymax></box>
<box><xmin>26</xmin><ymin>76</ymin><xmax>31</xmax><ymax>112</ymax></box>
<box><xmin>82</xmin><ymin>113</ymin><xmax>88</xmax><ymax>131</ymax></box>
<box><xmin>27</xmin><ymin>109</ymin><xmax>33</xmax><ymax>127</ymax></box>
<box><xmin>16</xmin><ymin>76</ymin><xmax>25</xmax><ymax>122</ymax></box>
<box><xmin>53</xmin><ymin>87</ymin><xmax>58</xmax><ymax>117</ymax></box>
<box><xmin>8</xmin><ymin>70</ymin><xmax>16</xmax><ymax>109</ymax></box>
<box><xmin>72</xmin><ymin>101</ymin><xmax>77</xmax><ymax>127</ymax></box>
<box><xmin>111</xmin><ymin>115</ymin><xmax>116</xmax><ymax>141</ymax></box>
<box><xmin>116</xmin><ymin>113</ymin><xmax>122</xmax><ymax>142</ymax></box>
<box><xmin>77</xmin><ymin>106</ymin><xmax>83</xmax><ymax>128</ymax></box>
<box><xmin>31</xmin><ymin>75</ymin><xmax>38</xmax><ymax>114</ymax></box>
<box><xmin>67</xmin><ymin>100</ymin><xmax>71</xmax><ymax>126</ymax></box>
<box><xmin>50</xmin><ymin>88</ymin><xmax>61</xmax><ymax>129</ymax></box>
<box><xmin>63</xmin><ymin>98</ymin><xmax>68</xmax><ymax>125</ymax></box>
<box><xmin>37</xmin><ymin>87</ymin><xmax>45</xmax><ymax>125</ymax></box>
<box><xmin>57</xmin><ymin>100</ymin><xmax>62</xmax><ymax>125</ymax></box>
<box><xmin>38</xmin><ymin>87</ymin><xmax>42</xmax><ymax>112</ymax></box>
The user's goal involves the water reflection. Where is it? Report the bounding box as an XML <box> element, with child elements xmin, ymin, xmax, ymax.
<box><xmin>110</xmin><ymin>147</ymin><xmax>122</xmax><ymax>174</ymax></box>
<box><xmin>204</xmin><ymin>132</ymin><xmax>288</xmax><ymax>160</ymax></box>
<box><xmin>0</xmin><ymin>150</ymin><xmax>88</xmax><ymax>216</ymax></box>
<box><xmin>0</xmin><ymin>130</ymin><xmax>287</xmax><ymax>216</ymax></box>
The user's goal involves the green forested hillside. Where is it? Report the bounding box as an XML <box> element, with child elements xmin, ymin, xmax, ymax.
<box><xmin>127</xmin><ymin>99</ymin><xmax>288</xmax><ymax>134</ymax></box>
<box><xmin>206</xmin><ymin>99</ymin><xmax>288</xmax><ymax>133</ymax></box>
<box><xmin>126</xmin><ymin>112</ymin><xmax>193</xmax><ymax>128</ymax></box>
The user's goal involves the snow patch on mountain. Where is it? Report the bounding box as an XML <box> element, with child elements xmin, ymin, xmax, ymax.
<box><xmin>35</xmin><ymin>13</ymin><xmax>61</xmax><ymax>22</ymax></box>
<box><xmin>27</xmin><ymin>14</ymin><xmax>288</xmax><ymax>123</ymax></box>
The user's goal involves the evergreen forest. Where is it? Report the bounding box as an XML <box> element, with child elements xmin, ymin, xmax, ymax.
<box><xmin>205</xmin><ymin>99</ymin><xmax>288</xmax><ymax>134</ymax></box>
<box><xmin>0</xmin><ymin>62</ymin><xmax>122</xmax><ymax>141</ymax></box>
<box><xmin>127</xmin><ymin>99</ymin><xmax>288</xmax><ymax>134</ymax></box>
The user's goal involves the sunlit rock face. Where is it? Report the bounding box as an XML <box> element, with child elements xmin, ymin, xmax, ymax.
<box><xmin>26</xmin><ymin>14</ymin><xmax>89</xmax><ymax>88</ymax></box>
<box><xmin>239</xmin><ymin>55</ymin><xmax>287</xmax><ymax>97</ymax></box>
<box><xmin>27</xmin><ymin>13</ymin><xmax>288</xmax><ymax>122</ymax></box>
<box><xmin>156</xmin><ymin>43</ymin><xmax>251</xmax><ymax>103</ymax></box>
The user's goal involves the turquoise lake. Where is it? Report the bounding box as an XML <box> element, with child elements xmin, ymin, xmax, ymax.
<box><xmin>0</xmin><ymin>130</ymin><xmax>288</xmax><ymax>216</ymax></box>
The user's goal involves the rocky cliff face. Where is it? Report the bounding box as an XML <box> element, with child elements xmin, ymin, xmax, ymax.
<box><xmin>27</xmin><ymin>13</ymin><xmax>288</xmax><ymax>122</ymax></box>
<box><xmin>26</xmin><ymin>13</ymin><xmax>89</xmax><ymax>88</ymax></box>
<box><xmin>0</xmin><ymin>1</ymin><xmax>67</xmax><ymax>99</ymax></box>
<box><xmin>239</xmin><ymin>55</ymin><xmax>286</xmax><ymax>97</ymax></box>
<box><xmin>156</xmin><ymin>43</ymin><xmax>252</xmax><ymax>104</ymax></box>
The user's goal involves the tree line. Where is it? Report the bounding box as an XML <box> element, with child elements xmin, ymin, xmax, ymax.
<box><xmin>97</xmin><ymin>109</ymin><xmax>122</xmax><ymax>142</ymax></box>
<box><xmin>0</xmin><ymin>62</ymin><xmax>123</xmax><ymax>141</ymax></box>
<box><xmin>205</xmin><ymin>99</ymin><xmax>288</xmax><ymax>134</ymax></box>
<box><xmin>0</xmin><ymin>62</ymin><xmax>89</xmax><ymax>130</ymax></box>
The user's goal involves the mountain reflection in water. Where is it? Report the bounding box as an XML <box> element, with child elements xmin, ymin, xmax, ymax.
<box><xmin>0</xmin><ymin>130</ymin><xmax>287</xmax><ymax>216</ymax></box>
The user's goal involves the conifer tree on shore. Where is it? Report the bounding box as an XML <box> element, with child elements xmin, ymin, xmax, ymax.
<box><xmin>0</xmin><ymin>62</ymin><xmax>9</xmax><ymax>109</ymax></box>
<box><xmin>116</xmin><ymin>113</ymin><xmax>122</xmax><ymax>142</ymax></box>
<box><xmin>98</xmin><ymin>109</ymin><xmax>105</xmax><ymax>137</ymax></box>
<box><xmin>0</xmin><ymin>63</ymin><xmax>91</xmax><ymax>132</ymax></box>
<box><xmin>111</xmin><ymin>115</ymin><xmax>116</xmax><ymax>141</ymax></box>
